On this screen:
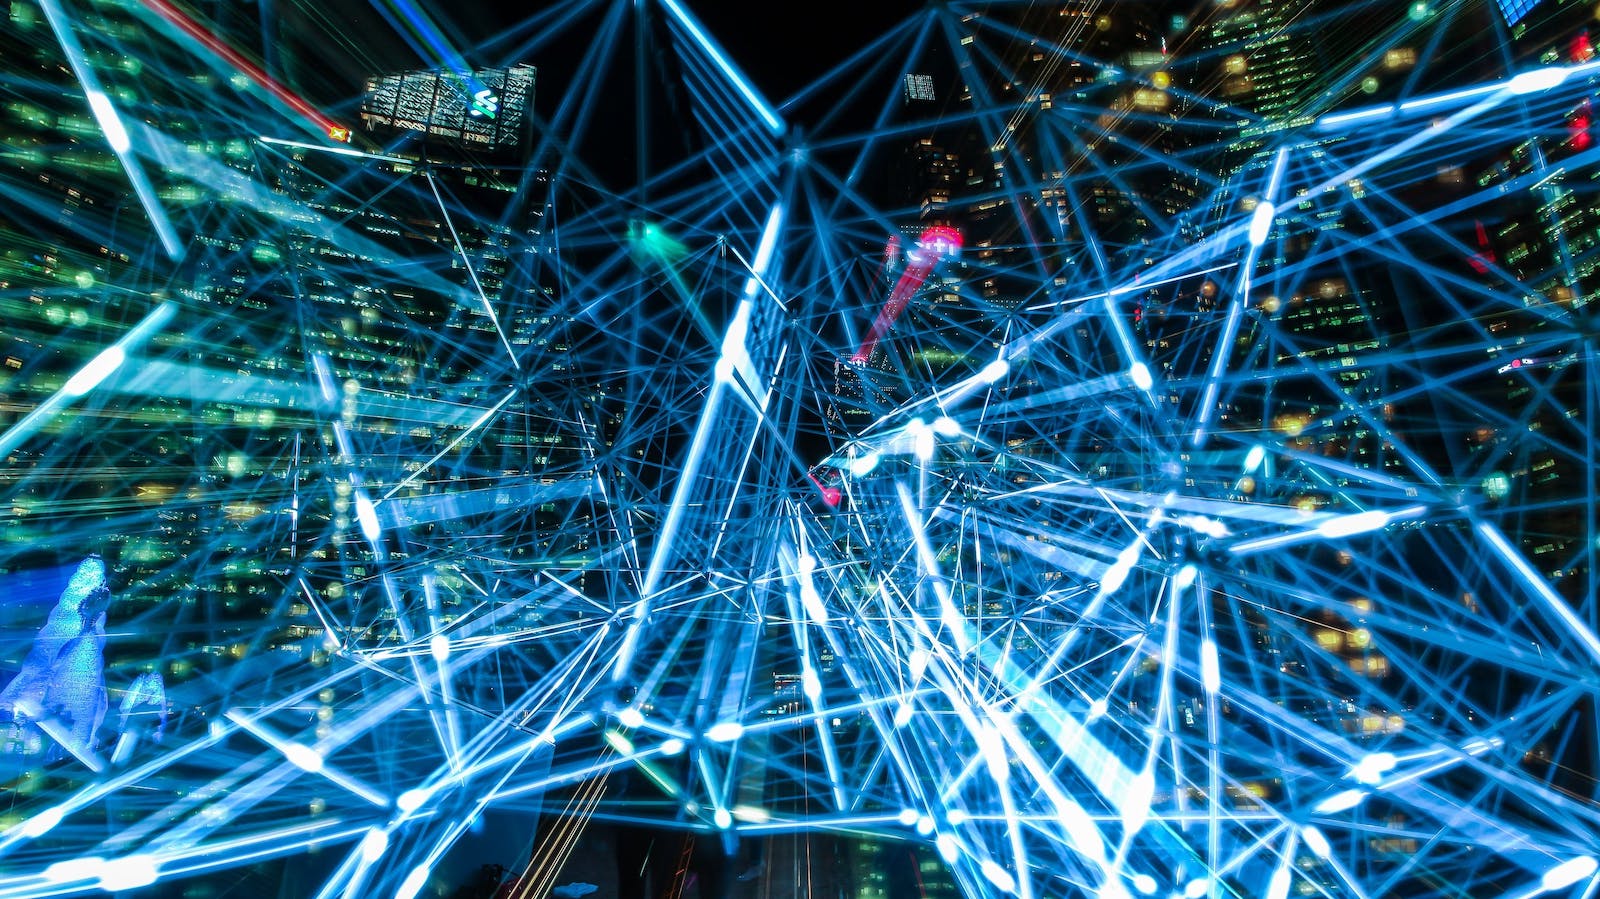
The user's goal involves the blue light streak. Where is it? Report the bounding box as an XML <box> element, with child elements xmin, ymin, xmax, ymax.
<box><xmin>657</xmin><ymin>0</ymin><xmax>784</xmax><ymax>136</ymax></box>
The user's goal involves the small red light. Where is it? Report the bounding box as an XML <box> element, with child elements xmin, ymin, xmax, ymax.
<box><xmin>1572</xmin><ymin>32</ymin><xmax>1594</xmax><ymax>63</ymax></box>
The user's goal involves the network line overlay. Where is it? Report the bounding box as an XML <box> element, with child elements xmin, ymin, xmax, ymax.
<box><xmin>3</xmin><ymin>0</ymin><xmax>1600</xmax><ymax>897</ymax></box>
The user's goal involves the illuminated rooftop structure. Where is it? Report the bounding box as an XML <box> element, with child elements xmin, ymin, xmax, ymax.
<box><xmin>360</xmin><ymin>63</ymin><xmax>535</xmax><ymax>150</ymax></box>
<box><xmin>2</xmin><ymin>1</ymin><xmax>1600</xmax><ymax>898</ymax></box>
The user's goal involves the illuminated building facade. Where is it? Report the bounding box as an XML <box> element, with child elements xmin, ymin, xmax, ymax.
<box><xmin>360</xmin><ymin>63</ymin><xmax>535</xmax><ymax>151</ymax></box>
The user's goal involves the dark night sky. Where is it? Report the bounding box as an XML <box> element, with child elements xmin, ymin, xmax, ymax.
<box><xmin>293</xmin><ymin>0</ymin><xmax>927</xmax><ymax>103</ymax></box>
<box><xmin>678</xmin><ymin>1</ymin><xmax>928</xmax><ymax>99</ymax></box>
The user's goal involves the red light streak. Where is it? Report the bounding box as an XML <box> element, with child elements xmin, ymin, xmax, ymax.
<box><xmin>139</xmin><ymin>0</ymin><xmax>350</xmax><ymax>142</ymax></box>
<box><xmin>851</xmin><ymin>226</ymin><xmax>962</xmax><ymax>364</ymax></box>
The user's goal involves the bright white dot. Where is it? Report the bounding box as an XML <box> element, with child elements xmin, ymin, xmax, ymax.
<box><xmin>893</xmin><ymin>703</ymin><xmax>914</xmax><ymax>728</ymax></box>
<box><xmin>1172</xmin><ymin>564</ymin><xmax>1198</xmax><ymax>592</ymax></box>
<box><xmin>1542</xmin><ymin>856</ymin><xmax>1598</xmax><ymax>890</ymax></box>
<box><xmin>85</xmin><ymin>91</ymin><xmax>131</xmax><ymax>154</ymax></box>
<box><xmin>396</xmin><ymin>788</ymin><xmax>432</xmax><ymax>814</ymax></box>
<box><xmin>1244</xmin><ymin>445</ymin><xmax>1266</xmax><ymax>472</ymax></box>
<box><xmin>1266</xmin><ymin>863</ymin><xmax>1292</xmax><ymax>899</ymax></box>
<box><xmin>353</xmin><ymin>489</ymin><xmax>381</xmax><ymax>543</ymax></box>
<box><xmin>909</xmin><ymin>648</ymin><xmax>930</xmax><ymax>681</ymax></box>
<box><xmin>932</xmin><ymin>416</ymin><xmax>961</xmax><ymax>437</ymax></box>
<box><xmin>897</xmin><ymin>808</ymin><xmax>919</xmax><ymax>826</ymax></box>
<box><xmin>1131</xmin><ymin>873</ymin><xmax>1158</xmax><ymax>895</ymax></box>
<box><xmin>1122</xmin><ymin>768</ymin><xmax>1155</xmax><ymax>837</ymax></box>
<box><xmin>731</xmin><ymin>804</ymin><xmax>770</xmax><ymax>824</ymax></box>
<box><xmin>618</xmin><ymin>707</ymin><xmax>645</xmax><ymax>729</ymax></box>
<box><xmin>800</xmin><ymin>582</ymin><xmax>830</xmax><ymax>626</ymax></box>
<box><xmin>976</xmin><ymin>724</ymin><xmax>1009</xmax><ymax>783</ymax></box>
<box><xmin>20</xmin><ymin>806</ymin><xmax>64</xmax><ymax>838</ymax></box>
<box><xmin>947</xmin><ymin>808</ymin><xmax>968</xmax><ymax>826</ymax></box>
<box><xmin>1176</xmin><ymin>514</ymin><xmax>1230</xmax><ymax>539</ymax></box>
<box><xmin>714</xmin><ymin>807</ymin><xmax>732</xmax><ymax>829</ymax></box>
<box><xmin>1315</xmin><ymin>788</ymin><xmax>1366</xmax><ymax>814</ymax></box>
<box><xmin>42</xmin><ymin>857</ymin><xmax>104</xmax><ymax>885</ymax></box>
<box><xmin>1183</xmin><ymin>877</ymin><xmax>1211</xmax><ymax>898</ymax></box>
<box><xmin>801</xmin><ymin>667</ymin><xmax>822</xmax><ymax>700</ymax></box>
<box><xmin>659</xmin><ymin>738</ymin><xmax>685</xmax><ymax>756</ymax></box>
<box><xmin>935</xmin><ymin>833</ymin><xmax>959</xmax><ymax>862</ymax></box>
<box><xmin>1352</xmin><ymin>751</ymin><xmax>1396</xmax><ymax>784</ymax></box>
<box><xmin>62</xmin><ymin>346</ymin><xmax>125</xmax><ymax>397</ymax></box>
<box><xmin>797</xmin><ymin>552</ymin><xmax>817</xmax><ymax>575</ymax></box>
<box><xmin>1100</xmin><ymin>543</ymin><xmax>1141</xmax><ymax>596</ymax></box>
<box><xmin>1508</xmin><ymin>66</ymin><xmax>1570</xmax><ymax>95</ymax></box>
<box><xmin>1129</xmin><ymin>362</ymin><xmax>1154</xmax><ymax>390</ymax></box>
<box><xmin>359</xmin><ymin>828</ymin><xmax>389</xmax><ymax>864</ymax></box>
<box><xmin>1317</xmin><ymin>510</ymin><xmax>1391</xmax><ymax>539</ymax></box>
<box><xmin>1087</xmin><ymin>697</ymin><xmax>1109</xmax><ymax>720</ymax></box>
<box><xmin>96</xmin><ymin>855</ymin><xmax>158</xmax><ymax>891</ymax></box>
<box><xmin>849</xmin><ymin>452</ymin><xmax>880</xmax><ymax>477</ymax></box>
<box><xmin>429</xmin><ymin>634</ymin><xmax>450</xmax><ymax>664</ymax></box>
<box><xmin>1301</xmin><ymin>825</ymin><xmax>1331</xmax><ymax>859</ymax></box>
<box><xmin>1248</xmin><ymin>201</ymin><xmax>1276</xmax><ymax>247</ymax></box>
<box><xmin>910</xmin><ymin>418</ymin><xmax>935</xmax><ymax>461</ymax></box>
<box><xmin>395</xmin><ymin>863</ymin><xmax>431</xmax><ymax>899</ymax></box>
<box><xmin>1059</xmin><ymin>801</ymin><xmax>1105</xmax><ymax>863</ymax></box>
<box><xmin>1200</xmin><ymin>639</ymin><xmax>1221</xmax><ymax>695</ymax></box>
<box><xmin>603</xmin><ymin>730</ymin><xmax>635</xmax><ymax>755</ymax></box>
<box><xmin>916</xmin><ymin>815</ymin><xmax>935</xmax><ymax>836</ymax></box>
<box><xmin>706</xmin><ymin>722</ymin><xmax>744</xmax><ymax>742</ymax></box>
<box><xmin>979</xmin><ymin>357</ymin><xmax>1010</xmax><ymax>384</ymax></box>
<box><xmin>284</xmin><ymin>743</ymin><xmax>323</xmax><ymax>773</ymax></box>
<box><xmin>981</xmin><ymin>860</ymin><xmax>1016</xmax><ymax>893</ymax></box>
<box><xmin>1100</xmin><ymin>560</ymin><xmax>1131</xmax><ymax>595</ymax></box>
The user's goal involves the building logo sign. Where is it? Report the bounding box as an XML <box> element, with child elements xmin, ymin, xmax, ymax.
<box><xmin>469</xmin><ymin>89</ymin><xmax>499</xmax><ymax>118</ymax></box>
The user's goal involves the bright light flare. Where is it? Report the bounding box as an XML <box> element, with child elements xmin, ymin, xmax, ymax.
<box><xmin>354</xmin><ymin>489</ymin><xmax>381</xmax><ymax>542</ymax></box>
<box><xmin>981</xmin><ymin>860</ymin><xmax>1016</xmax><ymax>893</ymax></box>
<box><xmin>42</xmin><ymin>857</ymin><xmax>106</xmax><ymax>885</ymax></box>
<box><xmin>97</xmin><ymin>854</ymin><xmax>160</xmax><ymax>891</ymax></box>
<box><xmin>1352</xmin><ymin>751</ymin><xmax>1396</xmax><ymax>784</ymax></box>
<box><xmin>1316</xmin><ymin>509</ymin><xmax>1394</xmax><ymax>538</ymax></box>
<box><xmin>85</xmin><ymin>90</ymin><xmax>132</xmax><ymax>153</ymax></box>
<box><xmin>706</xmin><ymin>722</ymin><xmax>744</xmax><ymax>742</ymax></box>
<box><xmin>1266</xmin><ymin>861</ymin><xmax>1293</xmax><ymax>899</ymax></box>
<box><xmin>1129</xmin><ymin>361</ymin><xmax>1154</xmax><ymax>390</ymax></box>
<box><xmin>20</xmin><ymin>805</ymin><xmax>65</xmax><ymax>839</ymax></box>
<box><xmin>284</xmin><ymin>742</ymin><xmax>324</xmax><ymax>773</ymax></box>
<box><xmin>1315</xmin><ymin>788</ymin><xmax>1367</xmax><ymax>814</ymax></box>
<box><xmin>1200</xmin><ymin>638</ymin><xmax>1221</xmax><ymax>695</ymax></box>
<box><xmin>979</xmin><ymin>357</ymin><xmax>1010</xmax><ymax>384</ymax></box>
<box><xmin>1302</xmin><ymin>825</ymin><xmax>1332</xmax><ymax>859</ymax></box>
<box><xmin>359</xmin><ymin>827</ymin><xmax>389</xmax><ymax>864</ymax></box>
<box><xmin>62</xmin><ymin>346</ymin><xmax>126</xmax><ymax>397</ymax></box>
<box><xmin>429</xmin><ymin>633</ymin><xmax>451</xmax><ymax>663</ymax></box>
<box><xmin>395</xmin><ymin>863</ymin><xmax>431</xmax><ymax>899</ymax></box>
<box><xmin>396</xmin><ymin>787</ymin><xmax>433</xmax><ymax>814</ymax></box>
<box><xmin>1244</xmin><ymin>445</ymin><xmax>1266</xmax><ymax>472</ymax></box>
<box><xmin>1507</xmin><ymin>66</ymin><xmax>1571</xmax><ymax>95</ymax></box>
<box><xmin>1248</xmin><ymin>200</ymin><xmax>1276</xmax><ymax>247</ymax></box>
<box><xmin>1542</xmin><ymin>855</ymin><xmax>1598</xmax><ymax>891</ymax></box>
